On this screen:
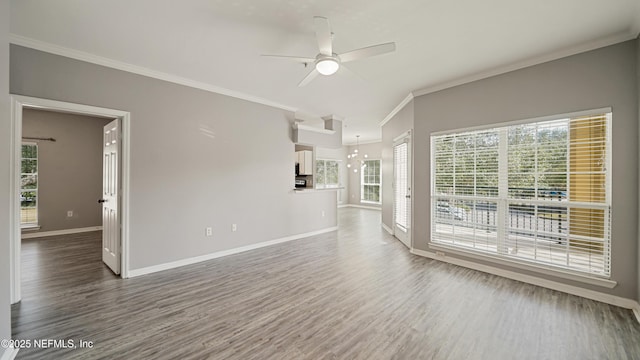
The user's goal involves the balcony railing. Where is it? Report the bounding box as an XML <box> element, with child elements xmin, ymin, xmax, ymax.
<box><xmin>433</xmin><ymin>186</ymin><xmax>607</xmax><ymax>276</ymax></box>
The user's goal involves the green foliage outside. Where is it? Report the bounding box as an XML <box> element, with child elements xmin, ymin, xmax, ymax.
<box><xmin>434</xmin><ymin>121</ymin><xmax>568</xmax><ymax>199</ymax></box>
<box><xmin>316</xmin><ymin>160</ymin><xmax>340</xmax><ymax>188</ymax></box>
<box><xmin>362</xmin><ymin>160</ymin><xmax>380</xmax><ymax>202</ymax></box>
<box><xmin>21</xmin><ymin>144</ymin><xmax>38</xmax><ymax>209</ymax></box>
<box><xmin>363</xmin><ymin>185</ymin><xmax>380</xmax><ymax>202</ymax></box>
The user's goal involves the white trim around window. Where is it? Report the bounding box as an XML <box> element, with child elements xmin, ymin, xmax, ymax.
<box><xmin>430</xmin><ymin>108</ymin><xmax>612</xmax><ymax>280</ymax></box>
<box><xmin>20</xmin><ymin>142</ymin><xmax>39</xmax><ymax>227</ymax></box>
<box><xmin>361</xmin><ymin>159</ymin><xmax>381</xmax><ymax>204</ymax></box>
<box><xmin>316</xmin><ymin>159</ymin><xmax>341</xmax><ymax>189</ymax></box>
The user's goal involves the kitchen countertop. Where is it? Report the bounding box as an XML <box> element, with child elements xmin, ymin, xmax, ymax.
<box><xmin>293</xmin><ymin>187</ymin><xmax>344</xmax><ymax>193</ymax></box>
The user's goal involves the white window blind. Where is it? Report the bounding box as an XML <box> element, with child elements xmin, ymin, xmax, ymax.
<box><xmin>431</xmin><ymin>112</ymin><xmax>611</xmax><ymax>277</ymax></box>
<box><xmin>394</xmin><ymin>143</ymin><xmax>408</xmax><ymax>229</ymax></box>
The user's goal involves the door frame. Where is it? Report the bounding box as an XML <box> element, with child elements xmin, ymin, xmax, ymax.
<box><xmin>392</xmin><ymin>130</ymin><xmax>412</xmax><ymax>249</ymax></box>
<box><xmin>9</xmin><ymin>95</ymin><xmax>132</xmax><ymax>304</ymax></box>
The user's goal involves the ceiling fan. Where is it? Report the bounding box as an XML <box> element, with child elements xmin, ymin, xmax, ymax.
<box><xmin>262</xmin><ymin>16</ymin><xmax>396</xmax><ymax>87</ymax></box>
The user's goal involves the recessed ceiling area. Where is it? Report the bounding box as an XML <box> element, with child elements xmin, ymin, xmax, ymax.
<box><xmin>9</xmin><ymin>0</ymin><xmax>640</xmax><ymax>143</ymax></box>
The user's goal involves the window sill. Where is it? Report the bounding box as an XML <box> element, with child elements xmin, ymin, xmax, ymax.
<box><xmin>360</xmin><ymin>201</ymin><xmax>381</xmax><ymax>205</ymax></box>
<box><xmin>428</xmin><ymin>243</ymin><xmax>617</xmax><ymax>289</ymax></box>
<box><xmin>21</xmin><ymin>224</ymin><xmax>41</xmax><ymax>232</ymax></box>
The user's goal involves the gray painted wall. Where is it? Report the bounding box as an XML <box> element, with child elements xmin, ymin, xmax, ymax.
<box><xmin>346</xmin><ymin>142</ymin><xmax>383</xmax><ymax>208</ymax></box>
<box><xmin>381</xmin><ymin>100</ymin><xmax>414</xmax><ymax>229</ymax></box>
<box><xmin>413</xmin><ymin>40</ymin><xmax>638</xmax><ymax>299</ymax></box>
<box><xmin>22</xmin><ymin>109</ymin><xmax>111</xmax><ymax>233</ymax></box>
<box><xmin>1</xmin><ymin>0</ymin><xmax>12</xmax><ymax>347</ymax></box>
<box><xmin>10</xmin><ymin>45</ymin><xmax>337</xmax><ymax>270</ymax></box>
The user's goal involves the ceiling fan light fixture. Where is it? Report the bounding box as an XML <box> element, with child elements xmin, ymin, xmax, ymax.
<box><xmin>315</xmin><ymin>58</ymin><xmax>339</xmax><ymax>75</ymax></box>
<box><xmin>263</xmin><ymin>17</ymin><xmax>395</xmax><ymax>86</ymax></box>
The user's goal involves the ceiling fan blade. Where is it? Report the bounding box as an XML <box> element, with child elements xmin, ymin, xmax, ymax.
<box><xmin>262</xmin><ymin>55</ymin><xmax>316</xmax><ymax>63</ymax></box>
<box><xmin>314</xmin><ymin>16</ymin><xmax>332</xmax><ymax>56</ymax></box>
<box><xmin>339</xmin><ymin>42</ymin><xmax>396</xmax><ymax>63</ymax></box>
<box><xmin>340</xmin><ymin>64</ymin><xmax>367</xmax><ymax>83</ymax></box>
<box><xmin>298</xmin><ymin>68</ymin><xmax>319</xmax><ymax>87</ymax></box>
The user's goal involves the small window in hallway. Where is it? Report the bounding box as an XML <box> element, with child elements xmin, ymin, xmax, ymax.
<box><xmin>362</xmin><ymin>159</ymin><xmax>381</xmax><ymax>203</ymax></box>
<box><xmin>21</xmin><ymin>142</ymin><xmax>39</xmax><ymax>226</ymax></box>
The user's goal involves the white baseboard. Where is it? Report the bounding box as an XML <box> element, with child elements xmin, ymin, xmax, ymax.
<box><xmin>411</xmin><ymin>248</ymin><xmax>640</xmax><ymax>317</ymax></box>
<box><xmin>21</xmin><ymin>226</ymin><xmax>103</xmax><ymax>239</ymax></box>
<box><xmin>129</xmin><ymin>226</ymin><xmax>339</xmax><ymax>277</ymax></box>
<box><xmin>381</xmin><ymin>222</ymin><xmax>393</xmax><ymax>235</ymax></box>
<box><xmin>343</xmin><ymin>204</ymin><xmax>382</xmax><ymax>211</ymax></box>
<box><xmin>0</xmin><ymin>347</ymin><xmax>18</xmax><ymax>360</ymax></box>
<box><xmin>337</xmin><ymin>204</ymin><xmax>349</xmax><ymax>208</ymax></box>
<box><xmin>633</xmin><ymin>303</ymin><xmax>640</xmax><ymax>324</ymax></box>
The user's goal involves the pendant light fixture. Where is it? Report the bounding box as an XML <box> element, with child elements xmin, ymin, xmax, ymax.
<box><xmin>346</xmin><ymin>135</ymin><xmax>368</xmax><ymax>173</ymax></box>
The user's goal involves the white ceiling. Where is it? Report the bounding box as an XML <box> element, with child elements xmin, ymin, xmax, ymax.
<box><xmin>10</xmin><ymin>0</ymin><xmax>640</xmax><ymax>143</ymax></box>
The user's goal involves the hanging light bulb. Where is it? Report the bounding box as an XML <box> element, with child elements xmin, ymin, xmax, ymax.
<box><xmin>347</xmin><ymin>135</ymin><xmax>368</xmax><ymax>173</ymax></box>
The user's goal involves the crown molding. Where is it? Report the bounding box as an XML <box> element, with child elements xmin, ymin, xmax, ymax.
<box><xmin>413</xmin><ymin>30</ymin><xmax>637</xmax><ymax>97</ymax></box>
<box><xmin>377</xmin><ymin>30</ymin><xmax>637</xmax><ymax>132</ymax></box>
<box><xmin>9</xmin><ymin>34</ymin><xmax>298</xmax><ymax>113</ymax></box>
<box><xmin>379</xmin><ymin>92</ymin><xmax>414</xmax><ymax>127</ymax></box>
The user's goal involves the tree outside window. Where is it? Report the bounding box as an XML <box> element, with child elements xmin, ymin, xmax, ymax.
<box><xmin>361</xmin><ymin>160</ymin><xmax>381</xmax><ymax>203</ymax></box>
<box><xmin>431</xmin><ymin>112</ymin><xmax>611</xmax><ymax>277</ymax></box>
<box><xmin>21</xmin><ymin>143</ymin><xmax>38</xmax><ymax>225</ymax></box>
<box><xmin>316</xmin><ymin>160</ymin><xmax>340</xmax><ymax>189</ymax></box>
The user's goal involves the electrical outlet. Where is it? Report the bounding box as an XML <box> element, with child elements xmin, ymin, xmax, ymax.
<box><xmin>232</xmin><ymin>224</ymin><xmax>237</xmax><ymax>232</ymax></box>
<box><xmin>322</xmin><ymin>210</ymin><xmax>325</xmax><ymax>217</ymax></box>
<box><xmin>67</xmin><ymin>210</ymin><xmax>73</xmax><ymax>217</ymax></box>
<box><xmin>436</xmin><ymin>251</ymin><xmax>446</xmax><ymax>257</ymax></box>
<box><xmin>205</xmin><ymin>227</ymin><xmax>213</xmax><ymax>236</ymax></box>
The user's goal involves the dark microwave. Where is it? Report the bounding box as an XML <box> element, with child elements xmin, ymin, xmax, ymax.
<box><xmin>295</xmin><ymin>179</ymin><xmax>306</xmax><ymax>188</ymax></box>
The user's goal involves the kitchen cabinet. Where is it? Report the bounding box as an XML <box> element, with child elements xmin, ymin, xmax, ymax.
<box><xmin>296</xmin><ymin>150</ymin><xmax>313</xmax><ymax>175</ymax></box>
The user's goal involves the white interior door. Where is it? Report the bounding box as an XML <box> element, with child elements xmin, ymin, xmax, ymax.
<box><xmin>393</xmin><ymin>133</ymin><xmax>411</xmax><ymax>248</ymax></box>
<box><xmin>101</xmin><ymin>119</ymin><xmax>120</xmax><ymax>274</ymax></box>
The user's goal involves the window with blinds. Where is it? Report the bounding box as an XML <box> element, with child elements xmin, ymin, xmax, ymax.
<box><xmin>431</xmin><ymin>111</ymin><xmax>611</xmax><ymax>277</ymax></box>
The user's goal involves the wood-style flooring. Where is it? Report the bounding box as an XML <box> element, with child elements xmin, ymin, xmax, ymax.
<box><xmin>12</xmin><ymin>208</ymin><xmax>640</xmax><ymax>359</ymax></box>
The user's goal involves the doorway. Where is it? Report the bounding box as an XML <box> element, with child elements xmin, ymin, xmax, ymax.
<box><xmin>393</xmin><ymin>131</ymin><xmax>411</xmax><ymax>248</ymax></box>
<box><xmin>9</xmin><ymin>95</ymin><xmax>131</xmax><ymax>304</ymax></box>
